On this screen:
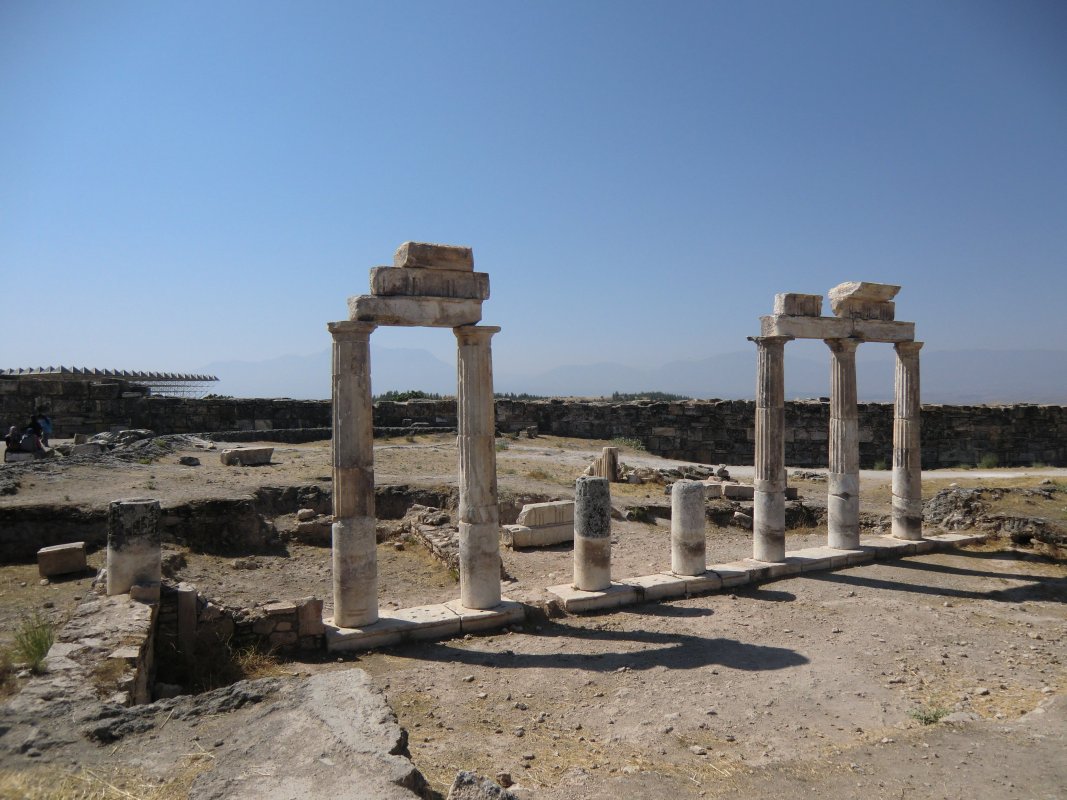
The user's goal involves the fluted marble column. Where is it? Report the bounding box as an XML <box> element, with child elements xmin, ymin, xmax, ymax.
<box><xmin>328</xmin><ymin>321</ymin><xmax>378</xmax><ymax>627</ymax></box>
<box><xmin>892</xmin><ymin>341</ymin><xmax>924</xmax><ymax>540</ymax></box>
<box><xmin>750</xmin><ymin>335</ymin><xmax>791</xmax><ymax>562</ymax></box>
<box><xmin>455</xmin><ymin>325</ymin><xmax>502</xmax><ymax>609</ymax></box>
<box><xmin>826</xmin><ymin>337</ymin><xmax>861</xmax><ymax>549</ymax></box>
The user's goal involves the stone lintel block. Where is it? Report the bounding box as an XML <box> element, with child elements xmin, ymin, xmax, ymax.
<box><xmin>760</xmin><ymin>315</ymin><xmax>915</xmax><ymax>343</ymax></box>
<box><xmin>844</xmin><ymin>548</ymin><xmax>876</xmax><ymax>566</ymax></box>
<box><xmin>37</xmin><ymin>542</ymin><xmax>87</xmax><ymax>577</ymax></box>
<box><xmin>783</xmin><ymin>551</ymin><xmax>832</xmax><ymax>573</ymax></box>
<box><xmin>369</xmin><ymin>267</ymin><xmax>490</xmax><ymax>300</ymax></box>
<box><xmin>443</xmin><ymin>599</ymin><xmax>526</xmax><ymax>634</ymax></box>
<box><xmin>394</xmin><ymin>241</ymin><xmax>474</xmax><ymax>270</ymax></box>
<box><xmin>828</xmin><ymin>281</ymin><xmax>900</xmax><ymax>306</ymax></box>
<box><xmin>680</xmin><ymin>571</ymin><xmax>724</xmax><ymax>595</ymax></box>
<box><xmin>348</xmin><ymin>295</ymin><xmax>483</xmax><ymax>327</ymax></box>
<box><xmin>773</xmin><ymin>293</ymin><xmax>823</xmax><ymax>317</ymax></box>
<box><xmin>708</xmin><ymin>563</ymin><xmax>753</xmax><ymax>588</ymax></box>
<box><xmin>516</xmin><ymin>500</ymin><xmax>575</xmax><ymax>527</ymax></box>
<box><xmin>545</xmin><ymin>582</ymin><xmax>639</xmax><ymax>613</ymax></box>
<box><xmin>833</xmin><ymin>299</ymin><xmax>895</xmax><ymax>321</ymax></box>
<box><xmin>860</xmin><ymin>537</ymin><xmax>917</xmax><ymax>559</ymax></box>
<box><xmin>911</xmin><ymin>539</ymin><xmax>937</xmax><ymax>555</ymax></box>
<box><xmin>722</xmin><ymin>484</ymin><xmax>755</xmax><ymax>500</ymax></box>
<box><xmin>628</xmin><ymin>573</ymin><xmax>689</xmax><ymax>601</ymax></box>
<box><xmin>219</xmin><ymin>447</ymin><xmax>273</xmax><ymax>466</ymax></box>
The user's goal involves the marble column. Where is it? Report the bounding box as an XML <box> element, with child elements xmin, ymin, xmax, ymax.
<box><xmin>573</xmin><ymin>475</ymin><xmax>612</xmax><ymax>591</ymax></box>
<box><xmin>826</xmin><ymin>337</ymin><xmax>861</xmax><ymax>549</ymax></box>
<box><xmin>455</xmin><ymin>325</ymin><xmax>503</xmax><ymax>609</ymax></box>
<box><xmin>328</xmin><ymin>321</ymin><xmax>378</xmax><ymax>628</ymax></box>
<box><xmin>671</xmin><ymin>479</ymin><xmax>706</xmax><ymax>576</ymax></box>
<box><xmin>892</xmin><ymin>341</ymin><xmax>924</xmax><ymax>540</ymax></box>
<box><xmin>106</xmin><ymin>499</ymin><xmax>161</xmax><ymax>596</ymax></box>
<box><xmin>750</xmin><ymin>335</ymin><xmax>791</xmax><ymax>562</ymax></box>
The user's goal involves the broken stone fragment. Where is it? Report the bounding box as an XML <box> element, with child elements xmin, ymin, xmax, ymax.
<box><xmin>828</xmin><ymin>281</ymin><xmax>900</xmax><ymax>316</ymax></box>
<box><xmin>394</xmin><ymin>241</ymin><xmax>474</xmax><ymax>271</ymax></box>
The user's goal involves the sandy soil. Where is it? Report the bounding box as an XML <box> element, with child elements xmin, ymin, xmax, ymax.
<box><xmin>1</xmin><ymin>435</ymin><xmax>1065</xmax><ymax>798</ymax></box>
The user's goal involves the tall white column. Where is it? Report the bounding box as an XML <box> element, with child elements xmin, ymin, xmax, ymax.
<box><xmin>826</xmin><ymin>337</ymin><xmax>861</xmax><ymax>549</ymax></box>
<box><xmin>892</xmin><ymin>341</ymin><xmax>924</xmax><ymax>540</ymax></box>
<box><xmin>573</xmin><ymin>476</ymin><xmax>612</xmax><ymax>591</ymax></box>
<box><xmin>671</xmin><ymin>479</ymin><xmax>706</xmax><ymax>576</ymax></box>
<box><xmin>751</xmin><ymin>335</ymin><xmax>791</xmax><ymax>562</ymax></box>
<box><xmin>455</xmin><ymin>325</ymin><xmax>503</xmax><ymax>609</ymax></box>
<box><xmin>328</xmin><ymin>321</ymin><xmax>378</xmax><ymax>628</ymax></box>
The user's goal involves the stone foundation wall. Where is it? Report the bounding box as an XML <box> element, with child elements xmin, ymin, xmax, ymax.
<box><xmin>3</xmin><ymin>376</ymin><xmax>1063</xmax><ymax>468</ymax></box>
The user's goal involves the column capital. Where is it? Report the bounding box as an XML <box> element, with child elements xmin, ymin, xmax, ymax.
<box><xmin>894</xmin><ymin>340</ymin><xmax>924</xmax><ymax>356</ymax></box>
<box><xmin>327</xmin><ymin>320</ymin><xmax>377</xmax><ymax>340</ymax></box>
<box><xmin>454</xmin><ymin>324</ymin><xmax>501</xmax><ymax>344</ymax></box>
<box><xmin>824</xmin><ymin>336</ymin><xmax>861</xmax><ymax>354</ymax></box>
<box><xmin>747</xmin><ymin>335</ymin><xmax>794</xmax><ymax>348</ymax></box>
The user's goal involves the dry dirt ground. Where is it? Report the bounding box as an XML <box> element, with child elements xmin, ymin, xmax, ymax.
<box><xmin>1</xmin><ymin>435</ymin><xmax>1065</xmax><ymax>799</ymax></box>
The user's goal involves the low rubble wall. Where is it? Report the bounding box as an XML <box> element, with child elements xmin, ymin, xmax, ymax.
<box><xmin>2</xmin><ymin>375</ymin><xmax>1064</xmax><ymax>467</ymax></box>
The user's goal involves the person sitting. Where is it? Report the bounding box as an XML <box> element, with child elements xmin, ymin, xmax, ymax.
<box><xmin>19</xmin><ymin>425</ymin><xmax>43</xmax><ymax>453</ymax></box>
<box><xmin>4</xmin><ymin>425</ymin><xmax>20</xmax><ymax>452</ymax></box>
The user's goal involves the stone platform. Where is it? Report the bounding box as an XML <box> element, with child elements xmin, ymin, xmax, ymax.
<box><xmin>325</xmin><ymin>599</ymin><xmax>525</xmax><ymax>652</ymax></box>
<box><xmin>547</xmin><ymin>532</ymin><xmax>991</xmax><ymax>613</ymax></box>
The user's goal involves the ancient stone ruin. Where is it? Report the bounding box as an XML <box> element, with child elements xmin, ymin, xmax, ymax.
<box><xmin>751</xmin><ymin>282</ymin><xmax>922</xmax><ymax>562</ymax></box>
<box><xmin>326</xmin><ymin>242</ymin><xmax>522</xmax><ymax>649</ymax></box>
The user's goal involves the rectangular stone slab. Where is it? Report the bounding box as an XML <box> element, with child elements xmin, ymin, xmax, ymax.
<box><xmin>220</xmin><ymin>447</ymin><xmax>273</xmax><ymax>466</ymax></box>
<box><xmin>760</xmin><ymin>315</ymin><xmax>915</xmax><ymax>343</ymax></box>
<box><xmin>828</xmin><ymin>281</ymin><xmax>900</xmax><ymax>303</ymax></box>
<box><xmin>38</xmin><ymin>542</ymin><xmax>87</xmax><ymax>577</ymax></box>
<box><xmin>393</xmin><ymin>241</ymin><xmax>474</xmax><ymax>271</ymax></box>
<box><xmin>516</xmin><ymin>501</ymin><xmax>574</xmax><ymax>527</ymax></box>
<box><xmin>369</xmin><ymin>267</ymin><xmax>490</xmax><ymax>300</ymax></box>
<box><xmin>348</xmin><ymin>295</ymin><xmax>483</xmax><ymax>327</ymax></box>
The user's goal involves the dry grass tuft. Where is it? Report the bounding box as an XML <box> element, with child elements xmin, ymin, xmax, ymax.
<box><xmin>0</xmin><ymin>760</ymin><xmax>206</xmax><ymax>800</ymax></box>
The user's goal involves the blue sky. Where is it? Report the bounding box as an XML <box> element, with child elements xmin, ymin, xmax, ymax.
<box><xmin>2</xmin><ymin>1</ymin><xmax>1065</xmax><ymax>390</ymax></box>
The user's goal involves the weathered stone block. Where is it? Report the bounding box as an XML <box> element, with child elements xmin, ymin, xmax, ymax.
<box><xmin>37</xmin><ymin>542</ymin><xmax>87</xmax><ymax>577</ymax></box>
<box><xmin>348</xmin><ymin>295</ymin><xmax>483</xmax><ymax>327</ymax></box>
<box><xmin>393</xmin><ymin>241</ymin><xmax>474</xmax><ymax>271</ymax></box>
<box><xmin>220</xmin><ymin>447</ymin><xmax>273</xmax><ymax>466</ymax></box>
<box><xmin>297</xmin><ymin>596</ymin><xmax>325</xmax><ymax>636</ymax></box>
<box><xmin>833</xmin><ymin>299</ymin><xmax>895</xmax><ymax>320</ymax></box>
<box><xmin>370</xmin><ymin>267</ymin><xmax>490</xmax><ymax>300</ymax></box>
<box><xmin>516</xmin><ymin>500</ymin><xmax>574</xmax><ymax>527</ymax></box>
<box><xmin>828</xmin><ymin>281</ymin><xmax>900</xmax><ymax>306</ymax></box>
<box><xmin>773</xmin><ymin>293</ymin><xmax>822</xmax><ymax>317</ymax></box>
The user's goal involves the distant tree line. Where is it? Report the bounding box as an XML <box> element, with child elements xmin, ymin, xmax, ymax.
<box><xmin>373</xmin><ymin>390</ymin><xmax>447</xmax><ymax>402</ymax></box>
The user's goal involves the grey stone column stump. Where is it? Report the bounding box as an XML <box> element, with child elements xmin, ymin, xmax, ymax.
<box><xmin>573</xmin><ymin>476</ymin><xmax>612</xmax><ymax>591</ymax></box>
<box><xmin>328</xmin><ymin>321</ymin><xmax>379</xmax><ymax>628</ymax></box>
<box><xmin>750</xmin><ymin>335</ymin><xmax>791</xmax><ymax>562</ymax></box>
<box><xmin>892</xmin><ymin>341</ymin><xmax>924</xmax><ymax>540</ymax></box>
<box><xmin>106</xmin><ymin>499</ymin><xmax>161</xmax><ymax>596</ymax></box>
<box><xmin>455</xmin><ymin>325</ymin><xmax>504</xmax><ymax>609</ymax></box>
<box><xmin>826</xmin><ymin>337</ymin><xmax>862</xmax><ymax>550</ymax></box>
<box><xmin>671</xmin><ymin>479</ymin><xmax>706</xmax><ymax>576</ymax></box>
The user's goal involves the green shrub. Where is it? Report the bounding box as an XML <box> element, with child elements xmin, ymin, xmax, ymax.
<box><xmin>611</xmin><ymin>437</ymin><xmax>646</xmax><ymax>452</ymax></box>
<box><xmin>495</xmin><ymin>439</ymin><xmax>509</xmax><ymax>451</ymax></box>
<box><xmin>977</xmin><ymin>453</ymin><xmax>999</xmax><ymax>469</ymax></box>
<box><xmin>14</xmin><ymin>613</ymin><xmax>55</xmax><ymax>674</ymax></box>
<box><xmin>908</xmin><ymin>706</ymin><xmax>949</xmax><ymax>725</ymax></box>
<box><xmin>872</xmin><ymin>459</ymin><xmax>888</xmax><ymax>471</ymax></box>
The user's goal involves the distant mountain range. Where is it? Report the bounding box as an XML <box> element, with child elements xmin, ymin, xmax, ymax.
<box><xmin>200</xmin><ymin>347</ymin><xmax>1067</xmax><ymax>405</ymax></box>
